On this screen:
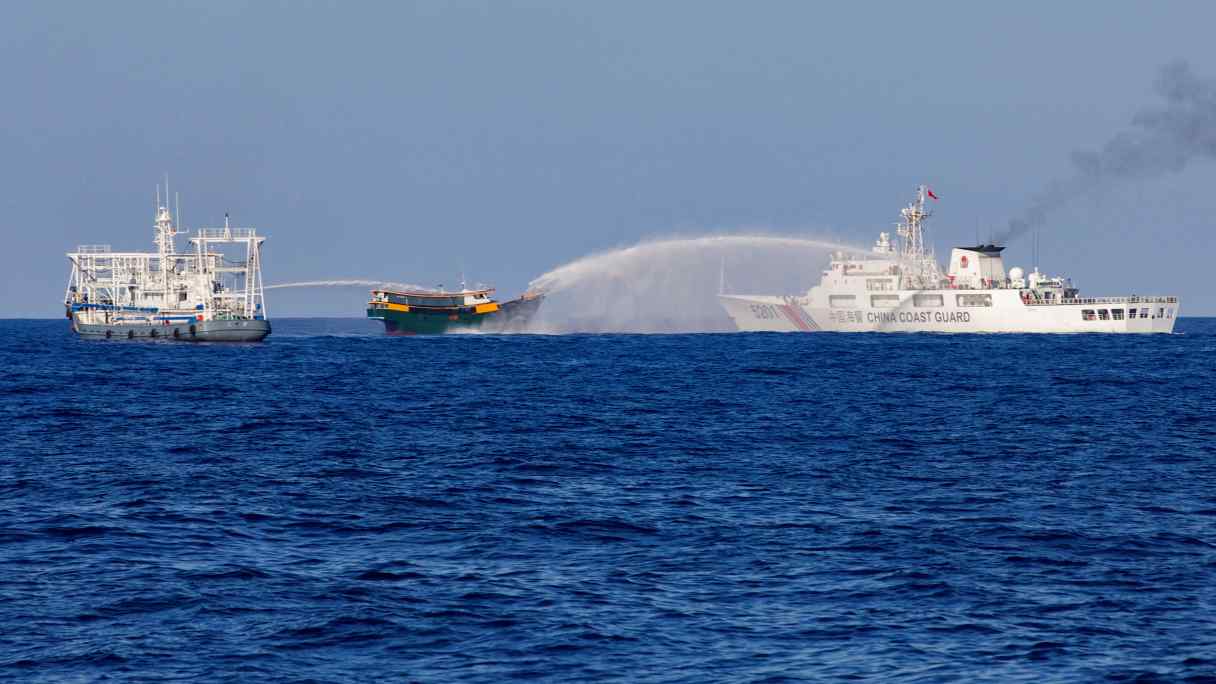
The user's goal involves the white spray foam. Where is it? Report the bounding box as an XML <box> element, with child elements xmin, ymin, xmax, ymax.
<box><xmin>527</xmin><ymin>234</ymin><xmax>868</xmax><ymax>333</ymax></box>
<box><xmin>528</xmin><ymin>235</ymin><xmax>864</xmax><ymax>295</ymax></box>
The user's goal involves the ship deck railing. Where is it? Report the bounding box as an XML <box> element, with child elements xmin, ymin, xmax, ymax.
<box><xmin>1025</xmin><ymin>296</ymin><xmax>1178</xmax><ymax>306</ymax></box>
<box><xmin>193</xmin><ymin>228</ymin><xmax>258</xmax><ymax>239</ymax></box>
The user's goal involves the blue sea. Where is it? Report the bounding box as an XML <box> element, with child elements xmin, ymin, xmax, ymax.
<box><xmin>2</xmin><ymin>318</ymin><xmax>1215</xmax><ymax>683</ymax></box>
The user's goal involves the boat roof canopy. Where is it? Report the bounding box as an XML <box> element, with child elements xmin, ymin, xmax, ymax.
<box><xmin>373</xmin><ymin>288</ymin><xmax>494</xmax><ymax>298</ymax></box>
<box><xmin>956</xmin><ymin>244</ymin><xmax>1005</xmax><ymax>255</ymax></box>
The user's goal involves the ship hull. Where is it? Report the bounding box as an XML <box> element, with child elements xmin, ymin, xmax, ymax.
<box><xmin>720</xmin><ymin>291</ymin><xmax>1179</xmax><ymax>334</ymax></box>
<box><xmin>72</xmin><ymin>318</ymin><xmax>271</xmax><ymax>342</ymax></box>
<box><xmin>369</xmin><ymin>295</ymin><xmax>543</xmax><ymax>335</ymax></box>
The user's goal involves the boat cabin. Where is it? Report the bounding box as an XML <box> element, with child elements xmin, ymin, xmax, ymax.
<box><xmin>371</xmin><ymin>288</ymin><xmax>496</xmax><ymax>309</ymax></box>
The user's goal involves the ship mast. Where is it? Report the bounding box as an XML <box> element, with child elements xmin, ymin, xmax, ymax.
<box><xmin>154</xmin><ymin>185</ymin><xmax>179</xmax><ymax>299</ymax></box>
<box><xmin>895</xmin><ymin>185</ymin><xmax>942</xmax><ymax>288</ymax></box>
<box><xmin>897</xmin><ymin>186</ymin><xmax>929</xmax><ymax>262</ymax></box>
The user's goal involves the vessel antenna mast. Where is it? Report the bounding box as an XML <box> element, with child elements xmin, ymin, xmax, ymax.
<box><xmin>153</xmin><ymin>178</ymin><xmax>179</xmax><ymax>296</ymax></box>
<box><xmin>895</xmin><ymin>185</ymin><xmax>941</xmax><ymax>288</ymax></box>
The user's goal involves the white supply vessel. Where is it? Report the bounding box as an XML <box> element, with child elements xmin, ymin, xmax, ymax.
<box><xmin>719</xmin><ymin>186</ymin><xmax>1178</xmax><ymax>333</ymax></box>
<box><xmin>64</xmin><ymin>187</ymin><xmax>270</xmax><ymax>341</ymax></box>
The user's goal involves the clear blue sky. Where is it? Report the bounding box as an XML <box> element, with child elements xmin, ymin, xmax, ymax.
<box><xmin>4</xmin><ymin>1</ymin><xmax>1215</xmax><ymax>317</ymax></box>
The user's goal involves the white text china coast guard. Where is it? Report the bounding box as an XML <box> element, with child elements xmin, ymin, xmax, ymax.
<box><xmin>719</xmin><ymin>187</ymin><xmax>1178</xmax><ymax>333</ymax></box>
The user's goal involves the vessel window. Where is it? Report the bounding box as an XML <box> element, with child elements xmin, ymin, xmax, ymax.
<box><xmin>870</xmin><ymin>294</ymin><xmax>900</xmax><ymax>308</ymax></box>
<box><xmin>829</xmin><ymin>295</ymin><xmax>856</xmax><ymax>308</ymax></box>
<box><xmin>913</xmin><ymin>294</ymin><xmax>943</xmax><ymax>308</ymax></box>
<box><xmin>866</xmin><ymin>279</ymin><xmax>894</xmax><ymax>291</ymax></box>
<box><xmin>403</xmin><ymin>296</ymin><xmax>463</xmax><ymax>307</ymax></box>
<box><xmin>1158</xmin><ymin>307</ymin><xmax>1164</xmax><ymax>318</ymax></box>
<box><xmin>1097</xmin><ymin>309</ymin><xmax>1109</xmax><ymax>320</ymax></box>
<box><xmin>956</xmin><ymin>294</ymin><xmax>992</xmax><ymax>307</ymax></box>
<box><xmin>1112</xmin><ymin>309</ymin><xmax>1124</xmax><ymax>320</ymax></box>
<box><xmin>1140</xmin><ymin>309</ymin><xmax>1149</xmax><ymax>319</ymax></box>
<box><xmin>1127</xmin><ymin>308</ymin><xmax>1136</xmax><ymax>318</ymax></box>
<box><xmin>1081</xmin><ymin>309</ymin><xmax>1095</xmax><ymax>321</ymax></box>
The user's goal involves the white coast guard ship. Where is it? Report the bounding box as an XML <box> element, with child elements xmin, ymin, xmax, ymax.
<box><xmin>64</xmin><ymin>187</ymin><xmax>270</xmax><ymax>341</ymax></box>
<box><xmin>719</xmin><ymin>186</ymin><xmax>1179</xmax><ymax>333</ymax></box>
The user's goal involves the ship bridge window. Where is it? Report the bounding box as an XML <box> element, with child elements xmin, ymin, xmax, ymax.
<box><xmin>829</xmin><ymin>295</ymin><xmax>856</xmax><ymax>308</ymax></box>
<box><xmin>956</xmin><ymin>294</ymin><xmax>992</xmax><ymax>307</ymax></box>
<box><xmin>1140</xmin><ymin>309</ymin><xmax>1149</xmax><ymax>319</ymax></box>
<box><xmin>870</xmin><ymin>294</ymin><xmax>900</xmax><ymax>308</ymax></box>
<box><xmin>866</xmin><ymin>279</ymin><xmax>894</xmax><ymax>291</ymax></box>
<box><xmin>1098</xmin><ymin>309</ymin><xmax>1110</xmax><ymax>320</ymax></box>
<box><xmin>1127</xmin><ymin>308</ymin><xmax>1137</xmax><ymax>318</ymax></box>
<box><xmin>1112</xmin><ymin>309</ymin><xmax>1125</xmax><ymax>320</ymax></box>
<box><xmin>1157</xmin><ymin>307</ymin><xmax>1165</xmax><ymax>318</ymax></box>
<box><xmin>401</xmin><ymin>295</ymin><xmax>464</xmax><ymax>307</ymax></box>
<box><xmin>1081</xmin><ymin>309</ymin><xmax>1095</xmax><ymax>321</ymax></box>
<box><xmin>913</xmin><ymin>294</ymin><xmax>943</xmax><ymax>307</ymax></box>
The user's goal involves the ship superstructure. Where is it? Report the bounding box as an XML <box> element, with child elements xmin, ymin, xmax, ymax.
<box><xmin>64</xmin><ymin>189</ymin><xmax>271</xmax><ymax>341</ymax></box>
<box><xmin>719</xmin><ymin>186</ymin><xmax>1179</xmax><ymax>333</ymax></box>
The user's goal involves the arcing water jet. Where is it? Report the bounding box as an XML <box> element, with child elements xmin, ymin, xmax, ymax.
<box><xmin>526</xmin><ymin>234</ymin><xmax>869</xmax><ymax>333</ymax></box>
<box><xmin>264</xmin><ymin>279</ymin><xmax>432</xmax><ymax>291</ymax></box>
<box><xmin>528</xmin><ymin>235</ymin><xmax>866</xmax><ymax>296</ymax></box>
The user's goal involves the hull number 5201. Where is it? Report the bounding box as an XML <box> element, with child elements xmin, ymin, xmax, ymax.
<box><xmin>750</xmin><ymin>304</ymin><xmax>780</xmax><ymax>319</ymax></box>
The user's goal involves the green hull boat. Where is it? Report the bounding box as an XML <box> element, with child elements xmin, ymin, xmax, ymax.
<box><xmin>367</xmin><ymin>287</ymin><xmax>543</xmax><ymax>335</ymax></box>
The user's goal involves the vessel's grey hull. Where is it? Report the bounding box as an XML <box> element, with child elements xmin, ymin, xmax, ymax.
<box><xmin>73</xmin><ymin>319</ymin><xmax>271</xmax><ymax>342</ymax></box>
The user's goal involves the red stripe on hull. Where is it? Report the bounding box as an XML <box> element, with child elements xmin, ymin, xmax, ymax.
<box><xmin>781</xmin><ymin>304</ymin><xmax>813</xmax><ymax>332</ymax></box>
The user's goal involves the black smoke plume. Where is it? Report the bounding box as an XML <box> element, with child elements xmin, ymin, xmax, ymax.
<box><xmin>997</xmin><ymin>60</ymin><xmax>1216</xmax><ymax>244</ymax></box>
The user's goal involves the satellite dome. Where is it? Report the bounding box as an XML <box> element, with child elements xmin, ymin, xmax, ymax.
<box><xmin>1009</xmin><ymin>267</ymin><xmax>1025</xmax><ymax>280</ymax></box>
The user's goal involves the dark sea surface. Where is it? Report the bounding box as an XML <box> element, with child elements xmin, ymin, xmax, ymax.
<box><xmin>2</xmin><ymin>318</ymin><xmax>1215</xmax><ymax>683</ymax></box>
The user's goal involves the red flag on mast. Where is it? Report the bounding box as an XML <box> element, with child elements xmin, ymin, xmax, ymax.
<box><xmin>927</xmin><ymin>189</ymin><xmax>939</xmax><ymax>200</ymax></box>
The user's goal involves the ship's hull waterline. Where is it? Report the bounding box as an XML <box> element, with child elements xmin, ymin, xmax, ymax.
<box><xmin>720</xmin><ymin>292</ymin><xmax>1178</xmax><ymax>334</ymax></box>
<box><xmin>368</xmin><ymin>294</ymin><xmax>543</xmax><ymax>335</ymax></box>
<box><xmin>73</xmin><ymin>319</ymin><xmax>272</xmax><ymax>342</ymax></box>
